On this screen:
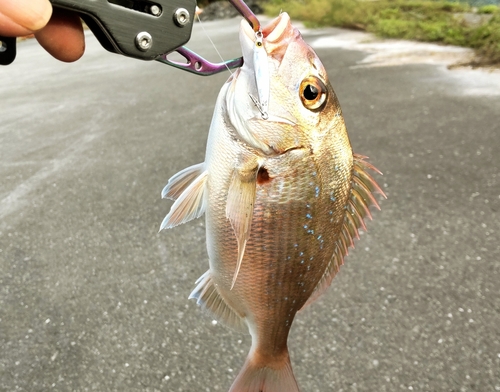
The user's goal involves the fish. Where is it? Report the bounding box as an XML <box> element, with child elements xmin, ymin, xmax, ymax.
<box><xmin>160</xmin><ymin>12</ymin><xmax>385</xmax><ymax>392</ymax></box>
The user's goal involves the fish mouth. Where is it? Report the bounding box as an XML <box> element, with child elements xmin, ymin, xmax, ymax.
<box><xmin>233</xmin><ymin>13</ymin><xmax>299</xmax><ymax>156</ymax></box>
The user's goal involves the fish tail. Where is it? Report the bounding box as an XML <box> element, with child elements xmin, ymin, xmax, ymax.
<box><xmin>229</xmin><ymin>348</ymin><xmax>300</xmax><ymax>392</ymax></box>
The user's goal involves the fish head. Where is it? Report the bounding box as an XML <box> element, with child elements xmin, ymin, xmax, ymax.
<box><xmin>226</xmin><ymin>12</ymin><xmax>345</xmax><ymax>156</ymax></box>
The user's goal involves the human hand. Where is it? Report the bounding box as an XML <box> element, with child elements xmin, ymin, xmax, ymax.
<box><xmin>0</xmin><ymin>0</ymin><xmax>85</xmax><ymax>62</ymax></box>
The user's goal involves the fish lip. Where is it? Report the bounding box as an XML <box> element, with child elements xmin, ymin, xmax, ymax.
<box><xmin>263</xmin><ymin>13</ymin><xmax>290</xmax><ymax>43</ymax></box>
<box><xmin>241</xmin><ymin>18</ymin><xmax>256</xmax><ymax>42</ymax></box>
<box><xmin>241</xmin><ymin>12</ymin><xmax>291</xmax><ymax>44</ymax></box>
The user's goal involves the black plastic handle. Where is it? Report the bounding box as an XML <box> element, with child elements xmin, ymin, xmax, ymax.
<box><xmin>0</xmin><ymin>37</ymin><xmax>16</xmax><ymax>65</ymax></box>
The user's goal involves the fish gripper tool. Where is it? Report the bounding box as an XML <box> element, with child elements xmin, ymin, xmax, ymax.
<box><xmin>0</xmin><ymin>0</ymin><xmax>261</xmax><ymax>75</ymax></box>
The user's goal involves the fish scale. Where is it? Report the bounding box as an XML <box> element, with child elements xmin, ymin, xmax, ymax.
<box><xmin>159</xmin><ymin>12</ymin><xmax>384</xmax><ymax>392</ymax></box>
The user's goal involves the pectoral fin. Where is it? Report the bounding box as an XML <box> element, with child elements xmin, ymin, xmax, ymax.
<box><xmin>159</xmin><ymin>170</ymin><xmax>208</xmax><ymax>231</ymax></box>
<box><xmin>226</xmin><ymin>166</ymin><xmax>259</xmax><ymax>289</ymax></box>
<box><xmin>161</xmin><ymin>162</ymin><xmax>205</xmax><ymax>200</ymax></box>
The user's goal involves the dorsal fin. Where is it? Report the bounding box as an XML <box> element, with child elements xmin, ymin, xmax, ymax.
<box><xmin>301</xmin><ymin>154</ymin><xmax>386</xmax><ymax>310</ymax></box>
<box><xmin>189</xmin><ymin>270</ymin><xmax>247</xmax><ymax>332</ymax></box>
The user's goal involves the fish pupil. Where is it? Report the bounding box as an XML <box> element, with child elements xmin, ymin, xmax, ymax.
<box><xmin>303</xmin><ymin>84</ymin><xmax>319</xmax><ymax>101</ymax></box>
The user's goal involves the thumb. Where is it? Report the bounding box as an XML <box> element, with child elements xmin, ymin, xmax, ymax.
<box><xmin>2</xmin><ymin>0</ymin><xmax>52</xmax><ymax>32</ymax></box>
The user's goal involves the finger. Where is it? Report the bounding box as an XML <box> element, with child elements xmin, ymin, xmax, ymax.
<box><xmin>0</xmin><ymin>13</ymin><xmax>33</xmax><ymax>37</ymax></box>
<box><xmin>35</xmin><ymin>9</ymin><xmax>85</xmax><ymax>63</ymax></box>
<box><xmin>1</xmin><ymin>0</ymin><xmax>52</xmax><ymax>32</ymax></box>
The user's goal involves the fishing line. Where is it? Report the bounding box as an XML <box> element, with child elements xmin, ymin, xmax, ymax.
<box><xmin>196</xmin><ymin>13</ymin><xmax>233</xmax><ymax>75</ymax></box>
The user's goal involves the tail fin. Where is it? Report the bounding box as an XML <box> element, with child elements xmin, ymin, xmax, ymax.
<box><xmin>229</xmin><ymin>349</ymin><xmax>300</xmax><ymax>392</ymax></box>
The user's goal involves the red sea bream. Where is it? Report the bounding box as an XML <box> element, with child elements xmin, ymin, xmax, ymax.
<box><xmin>160</xmin><ymin>12</ymin><xmax>384</xmax><ymax>392</ymax></box>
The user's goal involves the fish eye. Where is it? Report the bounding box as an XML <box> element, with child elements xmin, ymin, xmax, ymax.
<box><xmin>299</xmin><ymin>76</ymin><xmax>327</xmax><ymax>111</ymax></box>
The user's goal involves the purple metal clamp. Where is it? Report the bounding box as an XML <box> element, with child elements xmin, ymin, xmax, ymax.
<box><xmin>157</xmin><ymin>0</ymin><xmax>261</xmax><ymax>76</ymax></box>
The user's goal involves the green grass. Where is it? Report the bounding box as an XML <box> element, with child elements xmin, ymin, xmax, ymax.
<box><xmin>264</xmin><ymin>0</ymin><xmax>500</xmax><ymax>66</ymax></box>
<box><xmin>478</xmin><ymin>4</ymin><xmax>498</xmax><ymax>14</ymax></box>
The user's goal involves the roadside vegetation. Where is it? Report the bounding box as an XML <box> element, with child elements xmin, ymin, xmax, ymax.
<box><xmin>263</xmin><ymin>0</ymin><xmax>500</xmax><ymax>66</ymax></box>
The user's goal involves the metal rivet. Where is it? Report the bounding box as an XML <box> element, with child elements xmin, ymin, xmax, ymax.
<box><xmin>135</xmin><ymin>32</ymin><xmax>152</xmax><ymax>51</ymax></box>
<box><xmin>173</xmin><ymin>8</ymin><xmax>190</xmax><ymax>27</ymax></box>
<box><xmin>150</xmin><ymin>5</ymin><xmax>161</xmax><ymax>16</ymax></box>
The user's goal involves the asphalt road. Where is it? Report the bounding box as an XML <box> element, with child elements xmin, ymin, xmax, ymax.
<box><xmin>1</xmin><ymin>17</ymin><xmax>499</xmax><ymax>392</ymax></box>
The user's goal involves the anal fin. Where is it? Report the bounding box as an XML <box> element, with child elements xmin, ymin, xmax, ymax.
<box><xmin>189</xmin><ymin>270</ymin><xmax>247</xmax><ymax>332</ymax></box>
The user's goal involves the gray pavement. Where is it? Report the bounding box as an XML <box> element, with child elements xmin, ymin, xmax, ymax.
<box><xmin>1</xmin><ymin>17</ymin><xmax>499</xmax><ymax>392</ymax></box>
